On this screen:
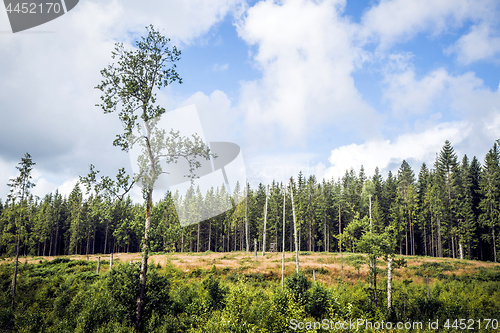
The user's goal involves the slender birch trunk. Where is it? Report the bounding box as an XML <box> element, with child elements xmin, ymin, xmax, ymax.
<box><xmin>282</xmin><ymin>185</ymin><xmax>286</xmax><ymax>288</ymax></box>
<box><xmin>245</xmin><ymin>183</ymin><xmax>249</xmax><ymax>254</ymax></box>
<box><xmin>136</xmin><ymin>187</ymin><xmax>153</xmax><ymax>327</ymax></box>
<box><xmin>290</xmin><ymin>180</ymin><xmax>299</xmax><ymax>274</ymax></box>
<box><xmin>262</xmin><ymin>185</ymin><xmax>268</xmax><ymax>256</ymax></box>
<box><xmin>254</xmin><ymin>238</ymin><xmax>257</xmax><ymax>259</ymax></box>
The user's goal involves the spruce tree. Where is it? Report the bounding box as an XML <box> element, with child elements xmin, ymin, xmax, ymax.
<box><xmin>478</xmin><ymin>142</ymin><xmax>500</xmax><ymax>262</ymax></box>
<box><xmin>436</xmin><ymin>140</ymin><xmax>459</xmax><ymax>257</ymax></box>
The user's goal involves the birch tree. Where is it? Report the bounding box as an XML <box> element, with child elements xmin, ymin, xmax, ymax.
<box><xmin>95</xmin><ymin>25</ymin><xmax>212</xmax><ymax>327</ymax></box>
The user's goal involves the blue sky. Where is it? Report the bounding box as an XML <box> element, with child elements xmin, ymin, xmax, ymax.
<box><xmin>0</xmin><ymin>0</ymin><xmax>499</xmax><ymax>202</ymax></box>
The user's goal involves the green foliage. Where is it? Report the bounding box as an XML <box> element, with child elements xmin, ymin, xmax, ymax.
<box><xmin>285</xmin><ymin>272</ymin><xmax>311</xmax><ymax>300</ymax></box>
<box><xmin>0</xmin><ymin>259</ymin><xmax>499</xmax><ymax>332</ymax></box>
<box><xmin>202</xmin><ymin>274</ymin><xmax>227</xmax><ymax>310</ymax></box>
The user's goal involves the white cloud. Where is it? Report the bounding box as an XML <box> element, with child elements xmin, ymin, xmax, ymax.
<box><xmin>32</xmin><ymin>178</ymin><xmax>59</xmax><ymax>199</ymax></box>
<box><xmin>446</xmin><ymin>23</ymin><xmax>500</xmax><ymax>64</ymax></box>
<box><xmin>178</xmin><ymin>90</ymin><xmax>236</xmax><ymax>143</ymax></box>
<box><xmin>114</xmin><ymin>0</ymin><xmax>244</xmax><ymax>46</ymax></box>
<box><xmin>324</xmin><ymin>121</ymin><xmax>468</xmax><ymax>180</ymax></box>
<box><xmin>359</xmin><ymin>0</ymin><xmax>493</xmax><ymax>48</ymax></box>
<box><xmin>380</xmin><ymin>51</ymin><xmax>500</xmax><ymax>121</ymax></box>
<box><xmin>246</xmin><ymin>153</ymin><xmax>326</xmax><ymax>188</ymax></box>
<box><xmin>0</xmin><ymin>0</ymin><xmax>241</xmax><ymax>200</ymax></box>
<box><xmin>236</xmin><ymin>0</ymin><xmax>380</xmax><ymax>145</ymax></box>
<box><xmin>383</xmin><ymin>65</ymin><xmax>449</xmax><ymax>117</ymax></box>
<box><xmin>213</xmin><ymin>63</ymin><xmax>229</xmax><ymax>71</ymax></box>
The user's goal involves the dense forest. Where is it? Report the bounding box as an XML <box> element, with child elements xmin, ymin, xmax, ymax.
<box><xmin>1</xmin><ymin>139</ymin><xmax>499</xmax><ymax>263</ymax></box>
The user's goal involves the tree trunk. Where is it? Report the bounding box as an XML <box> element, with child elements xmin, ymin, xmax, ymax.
<box><xmin>338</xmin><ymin>202</ymin><xmax>341</xmax><ymax>252</ymax></box>
<box><xmin>245</xmin><ymin>185</ymin><xmax>249</xmax><ymax>254</ymax></box>
<box><xmin>281</xmin><ymin>186</ymin><xmax>286</xmax><ymax>288</ymax></box>
<box><xmin>424</xmin><ymin>218</ymin><xmax>427</xmax><ymax>256</ymax></box>
<box><xmin>373</xmin><ymin>258</ymin><xmax>377</xmax><ymax>307</ymax></box>
<box><xmin>104</xmin><ymin>221</ymin><xmax>109</xmax><ymax>254</ymax></box>
<box><xmin>405</xmin><ymin>224</ymin><xmax>408</xmax><ymax>255</ymax></box>
<box><xmin>387</xmin><ymin>258</ymin><xmax>393</xmax><ymax>313</ymax></box>
<box><xmin>326</xmin><ymin>220</ymin><xmax>330</xmax><ymax>252</ymax></box>
<box><xmin>181</xmin><ymin>228</ymin><xmax>184</xmax><ymax>253</ymax></box>
<box><xmin>86</xmin><ymin>229</ymin><xmax>90</xmax><ymax>257</ymax></box>
<box><xmin>459</xmin><ymin>243</ymin><xmax>464</xmax><ymax>260</ymax></box>
<box><xmin>309</xmin><ymin>191</ymin><xmax>312</xmax><ymax>252</ymax></box>
<box><xmin>262</xmin><ymin>185</ymin><xmax>268</xmax><ymax>256</ymax></box>
<box><xmin>11</xmin><ymin>231</ymin><xmax>21</xmax><ymax>310</ymax></box>
<box><xmin>452</xmin><ymin>233</ymin><xmax>455</xmax><ymax>259</ymax></box>
<box><xmin>208</xmin><ymin>220</ymin><xmax>212</xmax><ymax>251</ymax></box>
<box><xmin>426</xmin><ymin>275</ymin><xmax>430</xmax><ymax>301</ymax></box>
<box><xmin>411</xmin><ymin>222</ymin><xmax>415</xmax><ymax>255</ymax></box>
<box><xmin>324</xmin><ymin>212</ymin><xmax>327</xmax><ymax>252</ymax></box>
<box><xmin>254</xmin><ymin>238</ymin><xmax>257</xmax><ymax>259</ymax></box>
<box><xmin>431</xmin><ymin>217</ymin><xmax>435</xmax><ymax>257</ymax></box>
<box><xmin>290</xmin><ymin>181</ymin><xmax>299</xmax><ymax>274</ymax></box>
<box><xmin>96</xmin><ymin>256</ymin><xmax>101</xmax><ymax>274</ymax></box>
<box><xmin>437</xmin><ymin>215</ymin><xmax>442</xmax><ymax>257</ymax></box>
<box><xmin>54</xmin><ymin>222</ymin><xmax>59</xmax><ymax>255</ymax></box>
<box><xmin>369</xmin><ymin>259</ymin><xmax>373</xmax><ymax>288</ymax></box>
<box><xmin>136</xmin><ymin>188</ymin><xmax>153</xmax><ymax>327</ymax></box>
<box><xmin>48</xmin><ymin>231</ymin><xmax>53</xmax><ymax>256</ymax></box>
<box><xmin>493</xmin><ymin>228</ymin><xmax>497</xmax><ymax>263</ymax></box>
<box><xmin>197</xmin><ymin>223</ymin><xmax>200</xmax><ymax>252</ymax></box>
<box><xmin>109</xmin><ymin>253</ymin><xmax>113</xmax><ymax>270</ymax></box>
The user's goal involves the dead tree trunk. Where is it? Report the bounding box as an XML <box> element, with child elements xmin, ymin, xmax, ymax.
<box><xmin>245</xmin><ymin>183</ymin><xmax>249</xmax><ymax>254</ymax></box>
<box><xmin>262</xmin><ymin>185</ymin><xmax>269</xmax><ymax>256</ymax></box>
<box><xmin>281</xmin><ymin>185</ymin><xmax>286</xmax><ymax>288</ymax></box>
<box><xmin>387</xmin><ymin>258</ymin><xmax>393</xmax><ymax>314</ymax></box>
<box><xmin>338</xmin><ymin>202</ymin><xmax>342</xmax><ymax>252</ymax></box>
<box><xmin>290</xmin><ymin>180</ymin><xmax>299</xmax><ymax>274</ymax></box>
<box><xmin>254</xmin><ymin>238</ymin><xmax>257</xmax><ymax>259</ymax></box>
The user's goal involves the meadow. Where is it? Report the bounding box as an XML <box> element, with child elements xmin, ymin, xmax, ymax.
<box><xmin>1</xmin><ymin>251</ymin><xmax>499</xmax><ymax>332</ymax></box>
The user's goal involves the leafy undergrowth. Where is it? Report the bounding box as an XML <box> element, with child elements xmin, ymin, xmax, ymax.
<box><xmin>0</xmin><ymin>254</ymin><xmax>499</xmax><ymax>332</ymax></box>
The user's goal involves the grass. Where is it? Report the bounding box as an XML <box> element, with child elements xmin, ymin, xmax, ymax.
<box><xmin>4</xmin><ymin>251</ymin><xmax>500</xmax><ymax>288</ymax></box>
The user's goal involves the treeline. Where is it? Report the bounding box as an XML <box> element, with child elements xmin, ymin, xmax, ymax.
<box><xmin>1</xmin><ymin>140</ymin><xmax>499</xmax><ymax>262</ymax></box>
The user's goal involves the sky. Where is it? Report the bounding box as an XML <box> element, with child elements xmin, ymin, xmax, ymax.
<box><xmin>1</xmin><ymin>0</ymin><xmax>499</xmax><ymax>203</ymax></box>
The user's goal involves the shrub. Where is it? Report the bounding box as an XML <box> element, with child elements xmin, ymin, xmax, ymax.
<box><xmin>285</xmin><ymin>272</ymin><xmax>311</xmax><ymax>300</ymax></box>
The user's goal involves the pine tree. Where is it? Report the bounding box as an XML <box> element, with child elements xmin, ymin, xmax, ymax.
<box><xmin>417</xmin><ymin>163</ymin><xmax>430</xmax><ymax>256</ymax></box>
<box><xmin>67</xmin><ymin>183</ymin><xmax>83</xmax><ymax>255</ymax></box>
<box><xmin>7</xmin><ymin>152</ymin><xmax>36</xmax><ymax>312</ymax></box>
<box><xmin>436</xmin><ymin>140</ymin><xmax>459</xmax><ymax>257</ymax></box>
<box><xmin>478</xmin><ymin>142</ymin><xmax>500</xmax><ymax>262</ymax></box>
